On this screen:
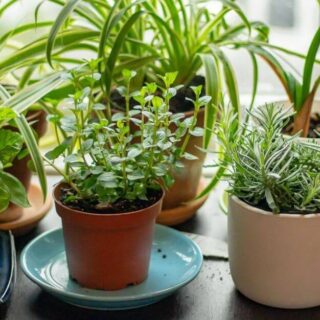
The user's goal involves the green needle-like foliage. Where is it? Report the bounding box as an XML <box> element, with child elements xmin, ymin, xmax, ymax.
<box><xmin>217</xmin><ymin>103</ymin><xmax>320</xmax><ymax>214</ymax></box>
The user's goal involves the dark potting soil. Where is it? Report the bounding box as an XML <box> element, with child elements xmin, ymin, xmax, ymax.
<box><xmin>283</xmin><ymin>112</ymin><xmax>320</xmax><ymax>138</ymax></box>
<box><xmin>110</xmin><ymin>75</ymin><xmax>205</xmax><ymax>113</ymax></box>
<box><xmin>60</xmin><ymin>186</ymin><xmax>162</xmax><ymax>214</ymax></box>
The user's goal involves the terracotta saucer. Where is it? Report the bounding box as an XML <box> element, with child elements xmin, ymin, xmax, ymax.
<box><xmin>0</xmin><ymin>184</ymin><xmax>52</xmax><ymax>236</ymax></box>
<box><xmin>157</xmin><ymin>178</ymin><xmax>209</xmax><ymax>226</ymax></box>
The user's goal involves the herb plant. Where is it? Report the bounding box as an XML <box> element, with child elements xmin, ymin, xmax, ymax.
<box><xmin>216</xmin><ymin>103</ymin><xmax>320</xmax><ymax>214</ymax></box>
<box><xmin>45</xmin><ymin>64</ymin><xmax>210</xmax><ymax>210</ymax></box>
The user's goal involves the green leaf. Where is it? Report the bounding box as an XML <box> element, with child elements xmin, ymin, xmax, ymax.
<box><xmin>0</xmin><ymin>171</ymin><xmax>30</xmax><ymax>208</ymax></box>
<box><xmin>46</xmin><ymin>0</ymin><xmax>82</xmax><ymax>67</ymax></box>
<box><xmin>5</xmin><ymin>72</ymin><xmax>67</xmax><ymax>114</ymax></box>
<box><xmin>15</xmin><ymin>115</ymin><xmax>47</xmax><ymax>201</ymax></box>
<box><xmin>0</xmin><ymin>129</ymin><xmax>23</xmax><ymax>166</ymax></box>
<box><xmin>45</xmin><ymin>137</ymin><xmax>72</xmax><ymax>160</ymax></box>
<box><xmin>105</xmin><ymin>10</ymin><xmax>145</xmax><ymax>94</ymax></box>
<box><xmin>0</xmin><ymin>186</ymin><xmax>10</xmax><ymax>213</ymax></box>
<box><xmin>211</xmin><ymin>46</ymin><xmax>240</xmax><ymax>118</ymax></box>
<box><xmin>301</xmin><ymin>27</ymin><xmax>320</xmax><ymax>105</ymax></box>
<box><xmin>199</xmin><ymin>53</ymin><xmax>220</xmax><ymax>149</ymax></box>
<box><xmin>0</xmin><ymin>85</ymin><xmax>11</xmax><ymax>101</ymax></box>
<box><xmin>183</xmin><ymin>152</ymin><xmax>198</xmax><ymax>160</ymax></box>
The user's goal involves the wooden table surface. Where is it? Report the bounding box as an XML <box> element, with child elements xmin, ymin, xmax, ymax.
<box><xmin>1</xmin><ymin>176</ymin><xmax>320</xmax><ymax>320</ymax></box>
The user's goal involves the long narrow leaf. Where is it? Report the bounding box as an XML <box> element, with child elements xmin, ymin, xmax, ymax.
<box><xmin>46</xmin><ymin>0</ymin><xmax>82</xmax><ymax>67</ymax></box>
<box><xmin>199</xmin><ymin>53</ymin><xmax>220</xmax><ymax>149</ymax></box>
<box><xmin>5</xmin><ymin>72</ymin><xmax>67</xmax><ymax>114</ymax></box>
<box><xmin>14</xmin><ymin>115</ymin><xmax>47</xmax><ymax>200</ymax></box>
<box><xmin>301</xmin><ymin>27</ymin><xmax>320</xmax><ymax>104</ymax></box>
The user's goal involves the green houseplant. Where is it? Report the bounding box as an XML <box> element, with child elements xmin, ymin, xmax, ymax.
<box><xmin>0</xmin><ymin>72</ymin><xmax>66</xmax><ymax>224</ymax></box>
<box><xmin>217</xmin><ymin>103</ymin><xmax>320</xmax><ymax>308</ymax></box>
<box><xmin>0</xmin><ymin>1</ymin><xmax>269</xmax><ymax>214</ymax></box>
<box><xmin>249</xmin><ymin>26</ymin><xmax>320</xmax><ymax>138</ymax></box>
<box><xmin>46</xmin><ymin>65</ymin><xmax>210</xmax><ymax>290</ymax></box>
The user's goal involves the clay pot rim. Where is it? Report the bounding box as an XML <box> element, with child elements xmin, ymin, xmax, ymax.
<box><xmin>53</xmin><ymin>181</ymin><xmax>165</xmax><ymax>217</ymax></box>
<box><xmin>230</xmin><ymin>195</ymin><xmax>320</xmax><ymax>219</ymax></box>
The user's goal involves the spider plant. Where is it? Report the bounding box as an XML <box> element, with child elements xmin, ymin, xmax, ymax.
<box><xmin>0</xmin><ymin>72</ymin><xmax>67</xmax><ymax>200</ymax></box>
<box><xmin>0</xmin><ymin>0</ymin><xmax>287</xmax><ymax>146</ymax></box>
<box><xmin>242</xmin><ymin>27</ymin><xmax>320</xmax><ymax>137</ymax></box>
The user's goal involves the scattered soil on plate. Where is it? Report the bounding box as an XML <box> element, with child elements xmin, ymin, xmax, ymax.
<box><xmin>283</xmin><ymin>112</ymin><xmax>320</xmax><ymax>138</ymax></box>
<box><xmin>110</xmin><ymin>75</ymin><xmax>205</xmax><ymax>114</ymax></box>
<box><xmin>60</xmin><ymin>186</ymin><xmax>162</xmax><ymax>214</ymax></box>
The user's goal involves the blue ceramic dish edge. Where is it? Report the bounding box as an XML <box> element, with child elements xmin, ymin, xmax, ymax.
<box><xmin>20</xmin><ymin>225</ymin><xmax>203</xmax><ymax>302</ymax></box>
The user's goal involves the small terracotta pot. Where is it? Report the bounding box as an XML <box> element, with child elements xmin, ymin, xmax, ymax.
<box><xmin>228</xmin><ymin>195</ymin><xmax>320</xmax><ymax>309</ymax></box>
<box><xmin>53</xmin><ymin>183</ymin><xmax>164</xmax><ymax>290</ymax></box>
<box><xmin>6</xmin><ymin>110</ymin><xmax>47</xmax><ymax>191</ymax></box>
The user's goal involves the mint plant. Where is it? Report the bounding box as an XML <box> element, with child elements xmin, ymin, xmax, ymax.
<box><xmin>217</xmin><ymin>103</ymin><xmax>320</xmax><ymax>214</ymax></box>
<box><xmin>45</xmin><ymin>64</ymin><xmax>210</xmax><ymax>211</ymax></box>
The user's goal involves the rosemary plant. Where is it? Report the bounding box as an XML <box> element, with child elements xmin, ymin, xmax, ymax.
<box><xmin>45</xmin><ymin>64</ymin><xmax>210</xmax><ymax>209</ymax></box>
<box><xmin>217</xmin><ymin>103</ymin><xmax>320</xmax><ymax>214</ymax></box>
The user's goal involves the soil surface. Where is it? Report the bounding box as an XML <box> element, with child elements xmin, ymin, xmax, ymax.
<box><xmin>60</xmin><ymin>186</ymin><xmax>162</xmax><ymax>214</ymax></box>
<box><xmin>283</xmin><ymin>112</ymin><xmax>320</xmax><ymax>138</ymax></box>
<box><xmin>110</xmin><ymin>75</ymin><xmax>205</xmax><ymax>113</ymax></box>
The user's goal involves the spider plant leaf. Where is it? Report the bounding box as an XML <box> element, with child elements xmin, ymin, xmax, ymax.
<box><xmin>198</xmin><ymin>8</ymin><xmax>231</xmax><ymax>44</ymax></box>
<box><xmin>14</xmin><ymin>115</ymin><xmax>47</xmax><ymax>201</ymax></box>
<box><xmin>211</xmin><ymin>46</ymin><xmax>240</xmax><ymax>118</ymax></box>
<box><xmin>196</xmin><ymin>165</ymin><xmax>227</xmax><ymax>199</ymax></box>
<box><xmin>4</xmin><ymin>72</ymin><xmax>66</xmax><ymax>114</ymax></box>
<box><xmin>104</xmin><ymin>10</ymin><xmax>145</xmax><ymax>95</ymax></box>
<box><xmin>248</xmin><ymin>46</ymin><xmax>294</xmax><ymax>102</ymax></box>
<box><xmin>46</xmin><ymin>0</ymin><xmax>83</xmax><ymax>67</ymax></box>
<box><xmin>113</xmin><ymin>55</ymin><xmax>158</xmax><ymax>76</ymax></box>
<box><xmin>301</xmin><ymin>27</ymin><xmax>320</xmax><ymax>105</ymax></box>
<box><xmin>0</xmin><ymin>85</ymin><xmax>11</xmax><ymax>101</ymax></box>
<box><xmin>0</xmin><ymin>29</ymin><xmax>99</xmax><ymax>76</ymax></box>
<box><xmin>0</xmin><ymin>21</ymin><xmax>54</xmax><ymax>47</ymax></box>
<box><xmin>199</xmin><ymin>53</ymin><xmax>220</xmax><ymax>149</ymax></box>
<box><xmin>0</xmin><ymin>0</ymin><xmax>16</xmax><ymax>17</ymax></box>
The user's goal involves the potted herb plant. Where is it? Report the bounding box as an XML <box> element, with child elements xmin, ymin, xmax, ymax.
<box><xmin>45</xmin><ymin>65</ymin><xmax>209</xmax><ymax>290</ymax></box>
<box><xmin>217</xmin><ymin>103</ymin><xmax>320</xmax><ymax>308</ymax></box>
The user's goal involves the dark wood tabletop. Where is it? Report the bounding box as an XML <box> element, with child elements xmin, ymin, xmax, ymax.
<box><xmin>1</xmin><ymin>176</ymin><xmax>320</xmax><ymax>320</ymax></box>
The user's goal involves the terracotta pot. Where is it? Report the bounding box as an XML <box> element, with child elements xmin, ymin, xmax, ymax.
<box><xmin>0</xmin><ymin>203</ymin><xmax>24</xmax><ymax>222</ymax></box>
<box><xmin>53</xmin><ymin>182</ymin><xmax>164</xmax><ymax>290</ymax></box>
<box><xmin>6</xmin><ymin>110</ymin><xmax>47</xmax><ymax>191</ymax></box>
<box><xmin>228</xmin><ymin>195</ymin><xmax>320</xmax><ymax>309</ymax></box>
<box><xmin>162</xmin><ymin>108</ymin><xmax>206</xmax><ymax>209</ymax></box>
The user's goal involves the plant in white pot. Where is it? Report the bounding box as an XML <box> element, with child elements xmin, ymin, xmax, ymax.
<box><xmin>216</xmin><ymin>103</ymin><xmax>320</xmax><ymax>308</ymax></box>
<box><xmin>45</xmin><ymin>65</ymin><xmax>209</xmax><ymax>290</ymax></box>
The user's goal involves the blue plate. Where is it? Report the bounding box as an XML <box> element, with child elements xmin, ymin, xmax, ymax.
<box><xmin>21</xmin><ymin>225</ymin><xmax>202</xmax><ymax>310</ymax></box>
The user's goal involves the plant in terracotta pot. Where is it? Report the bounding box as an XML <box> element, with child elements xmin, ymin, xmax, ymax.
<box><xmin>45</xmin><ymin>65</ymin><xmax>209</xmax><ymax>290</ymax></box>
<box><xmin>0</xmin><ymin>73</ymin><xmax>66</xmax><ymax>224</ymax></box>
<box><xmin>216</xmin><ymin>102</ymin><xmax>320</xmax><ymax>308</ymax></box>
<box><xmin>249</xmin><ymin>26</ymin><xmax>320</xmax><ymax>138</ymax></box>
<box><xmin>0</xmin><ymin>0</ymin><xmax>274</xmax><ymax>220</ymax></box>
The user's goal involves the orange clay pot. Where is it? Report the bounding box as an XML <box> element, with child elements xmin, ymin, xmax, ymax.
<box><xmin>53</xmin><ymin>182</ymin><xmax>164</xmax><ymax>291</ymax></box>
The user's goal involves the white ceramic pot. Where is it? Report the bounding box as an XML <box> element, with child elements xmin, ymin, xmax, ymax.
<box><xmin>228</xmin><ymin>195</ymin><xmax>320</xmax><ymax>309</ymax></box>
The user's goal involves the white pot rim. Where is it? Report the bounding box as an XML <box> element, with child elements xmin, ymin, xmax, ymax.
<box><xmin>230</xmin><ymin>195</ymin><xmax>320</xmax><ymax>219</ymax></box>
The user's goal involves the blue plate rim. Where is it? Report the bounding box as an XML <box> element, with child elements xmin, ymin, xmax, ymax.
<box><xmin>21</xmin><ymin>224</ymin><xmax>203</xmax><ymax>302</ymax></box>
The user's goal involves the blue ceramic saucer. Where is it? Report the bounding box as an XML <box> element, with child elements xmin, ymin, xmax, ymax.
<box><xmin>21</xmin><ymin>225</ymin><xmax>202</xmax><ymax>310</ymax></box>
